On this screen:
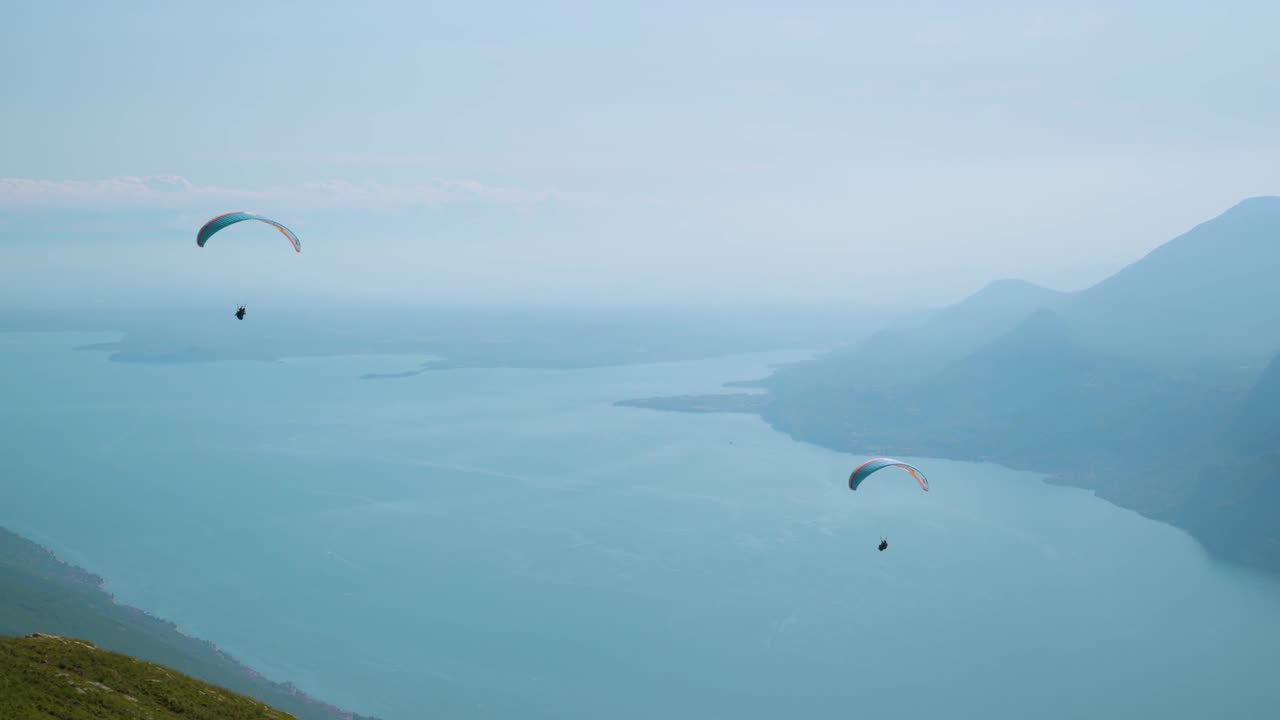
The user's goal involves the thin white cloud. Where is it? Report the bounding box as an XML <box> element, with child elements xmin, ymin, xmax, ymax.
<box><xmin>0</xmin><ymin>175</ymin><xmax>559</xmax><ymax>210</ymax></box>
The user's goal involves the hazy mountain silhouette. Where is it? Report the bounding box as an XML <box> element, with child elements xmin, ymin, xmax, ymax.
<box><xmin>1234</xmin><ymin>351</ymin><xmax>1280</xmax><ymax>453</ymax></box>
<box><xmin>764</xmin><ymin>278</ymin><xmax>1066</xmax><ymax>392</ymax></box>
<box><xmin>1171</xmin><ymin>350</ymin><xmax>1280</xmax><ymax>568</ymax></box>
<box><xmin>771</xmin><ymin>197</ymin><xmax>1280</xmax><ymax>567</ymax></box>
<box><xmin>1061</xmin><ymin>196</ymin><xmax>1280</xmax><ymax>372</ymax></box>
<box><xmin>627</xmin><ymin>196</ymin><xmax>1280</xmax><ymax>570</ymax></box>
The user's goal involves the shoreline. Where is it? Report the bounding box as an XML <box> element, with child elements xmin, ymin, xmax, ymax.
<box><xmin>0</xmin><ymin>525</ymin><xmax>380</xmax><ymax>720</ymax></box>
<box><xmin>613</xmin><ymin>391</ymin><xmax>1274</xmax><ymax>575</ymax></box>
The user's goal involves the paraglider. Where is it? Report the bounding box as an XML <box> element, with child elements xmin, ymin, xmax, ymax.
<box><xmin>195</xmin><ymin>212</ymin><xmax>300</xmax><ymax>320</ymax></box>
<box><xmin>848</xmin><ymin>457</ymin><xmax>930</xmax><ymax>492</ymax></box>
<box><xmin>196</xmin><ymin>211</ymin><xmax>301</xmax><ymax>253</ymax></box>
<box><xmin>848</xmin><ymin>457</ymin><xmax>929</xmax><ymax>553</ymax></box>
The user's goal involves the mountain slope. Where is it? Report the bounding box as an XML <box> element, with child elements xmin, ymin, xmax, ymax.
<box><xmin>1168</xmin><ymin>352</ymin><xmax>1280</xmax><ymax>568</ymax></box>
<box><xmin>1234</xmin><ymin>352</ymin><xmax>1280</xmax><ymax>453</ymax></box>
<box><xmin>0</xmin><ymin>633</ymin><xmax>294</xmax><ymax>720</ymax></box>
<box><xmin>1063</xmin><ymin>196</ymin><xmax>1280</xmax><ymax>370</ymax></box>
<box><xmin>765</xmin><ymin>278</ymin><xmax>1065</xmax><ymax>393</ymax></box>
<box><xmin>763</xmin><ymin>309</ymin><xmax>1216</xmax><ymax>501</ymax></box>
<box><xmin>0</xmin><ymin>527</ymin><xmax>379</xmax><ymax>720</ymax></box>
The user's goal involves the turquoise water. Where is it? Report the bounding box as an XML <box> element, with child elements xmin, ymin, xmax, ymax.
<box><xmin>3</xmin><ymin>331</ymin><xmax>1279</xmax><ymax>719</ymax></box>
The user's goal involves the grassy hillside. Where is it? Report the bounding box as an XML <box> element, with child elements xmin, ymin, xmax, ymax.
<box><xmin>0</xmin><ymin>633</ymin><xmax>295</xmax><ymax>720</ymax></box>
<box><xmin>0</xmin><ymin>527</ymin><xmax>379</xmax><ymax>720</ymax></box>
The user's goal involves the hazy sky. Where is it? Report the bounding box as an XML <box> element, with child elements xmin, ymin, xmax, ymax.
<box><xmin>4</xmin><ymin>1</ymin><xmax>1280</xmax><ymax>308</ymax></box>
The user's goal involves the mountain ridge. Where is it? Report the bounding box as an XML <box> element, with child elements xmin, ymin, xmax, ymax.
<box><xmin>762</xmin><ymin>277</ymin><xmax>1065</xmax><ymax>393</ymax></box>
<box><xmin>619</xmin><ymin>196</ymin><xmax>1280</xmax><ymax>571</ymax></box>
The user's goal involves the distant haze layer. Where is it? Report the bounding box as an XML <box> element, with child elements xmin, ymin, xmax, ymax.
<box><xmin>5</xmin><ymin>3</ymin><xmax>1280</xmax><ymax>308</ymax></box>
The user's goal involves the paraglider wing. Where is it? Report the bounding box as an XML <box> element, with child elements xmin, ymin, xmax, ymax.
<box><xmin>196</xmin><ymin>211</ymin><xmax>301</xmax><ymax>253</ymax></box>
<box><xmin>848</xmin><ymin>457</ymin><xmax>930</xmax><ymax>492</ymax></box>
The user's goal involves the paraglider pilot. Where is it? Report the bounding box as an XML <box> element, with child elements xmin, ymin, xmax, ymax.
<box><xmin>235</xmin><ymin>305</ymin><xmax>246</xmax><ymax>321</ymax></box>
<box><xmin>878</xmin><ymin>537</ymin><xmax>888</xmax><ymax>552</ymax></box>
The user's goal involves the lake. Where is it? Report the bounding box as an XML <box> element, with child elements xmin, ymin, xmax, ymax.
<box><xmin>2</xmin><ymin>331</ymin><xmax>1278</xmax><ymax>719</ymax></box>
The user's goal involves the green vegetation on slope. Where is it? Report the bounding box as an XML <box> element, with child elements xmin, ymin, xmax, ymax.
<box><xmin>0</xmin><ymin>633</ymin><xmax>293</xmax><ymax>720</ymax></box>
<box><xmin>0</xmin><ymin>528</ymin><xmax>379</xmax><ymax>720</ymax></box>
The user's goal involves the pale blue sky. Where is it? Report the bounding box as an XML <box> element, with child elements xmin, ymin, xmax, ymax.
<box><xmin>3</xmin><ymin>1</ymin><xmax>1280</xmax><ymax>307</ymax></box>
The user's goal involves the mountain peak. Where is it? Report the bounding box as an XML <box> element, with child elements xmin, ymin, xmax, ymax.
<box><xmin>1224</xmin><ymin>195</ymin><xmax>1280</xmax><ymax>213</ymax></box>
<box><xmin>982</xmin><ymin>277</ymin><xmax>1051</xmax><ymax>292</ymax></box>
<box><xmin>935</xmin><ymin>278</ymin><xmax>1064</xmax><ymax>329</ymax></box>
<box><xmin>953</xmin><ymin>278</ymin><xmax>1059</xmax><ymax>308</ymax></box>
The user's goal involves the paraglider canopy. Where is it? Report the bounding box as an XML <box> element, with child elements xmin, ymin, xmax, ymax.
<box><xmin>196</xmin><ymin>211</ymin><xmax>301</xmax><ymax>253</ymax></box>
<box><xmin>848</xmin><ymin>457</ymin><xmax>930</xmax><ymax>492</ymax></box>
